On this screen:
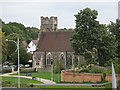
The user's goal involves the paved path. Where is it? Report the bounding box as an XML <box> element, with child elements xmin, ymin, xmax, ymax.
<box><xmin>31</xmin><ymin>82</ymin><xmax>111</xmax><ymax>86</ymax></box>
<box><xmin>1</xmin><ymin>72</ymin><xmax>56</xmax><ymax>84</ymax></box>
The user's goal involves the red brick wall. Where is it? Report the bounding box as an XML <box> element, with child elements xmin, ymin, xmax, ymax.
<box><xmin>61</xmin><ymin>70</ymin><xmax>119</xmax><ymax>82</ymax></box>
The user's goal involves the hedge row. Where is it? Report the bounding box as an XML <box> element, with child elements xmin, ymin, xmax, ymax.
<box><xmin>1</xmin><ymin>68</ymin><xmax>12</xmax><ymax>73</ymax></box>
<box><xmin>20</xmin><ymin>68</ymin><xmax>36</xmax><ymax>73</ymax></box>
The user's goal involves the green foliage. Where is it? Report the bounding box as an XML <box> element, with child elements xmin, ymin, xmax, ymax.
<box><xmin>106</xmin><ymin>68</ymin><xmax>112</xmax><ymax>74</ymax></box>
<box><xmin>108</xmin><ymin>19</ymin><xmax>120</xmax><ymax>58</ymax></box>
<box><xmin>8</xmin><ymin>22</ymin><xmax>25</xmax><ymax>31</ymax></box>
<box><xmin>2</xmin><ymin>21</ymin><xmax>40</xmax><ymax>43</ymax></box>
<box><xmin>53</xmin><ymin>58</ymin><xmax>64</xmax><ymax>73</ymax></box>
<box><xmin>70</xmin><ymin>8</ymin><xmax>117</xmax><ymax>66</ymax></box>
<box><xmin>91</xmin><ymin>66</ymin><xmax>104</xmax><ymax>73</ymax></box>
<box><xmin>1</xmin><ymin>68</ymin><xmax>12</xmax><ymax>73</ymax></box>
<box><xmin>20</xmin><ymin>68</ymin><xmax>36</xmax><ymax>73</ymax></box>
<box><xmin>84</xmin><ymin>48</ymin><xmax>98</xmax><ymax>64</ymax></box>
<box><xmin>5</xmin><ymin>33</ymin><xmax>32</xmax><ymax>65</ymax></box>
<box><xmin>2</xmin><ymin>20</ymin><xmax>40</xmax><ymax>65</ymax></box>
<box><xmin>1</xmin><ymin>29</ymin><xmax>8</xmax><ymax>63</ymax></box>
<box><xmin>10</xmin><ymin>44</ymin><xmax>32</xmax><ymax>65</ymax></box>
<box><xmin>101</xmin><ymin>72</ymin><xmax>106</xmax><ymax>83</ymax></box>
<box><xmin>108</xmin><ymin>57</ymin><xmax>120</xmax><ymax>73</ymax></box>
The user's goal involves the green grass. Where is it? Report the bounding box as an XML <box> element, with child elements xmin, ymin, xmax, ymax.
<box><xmin>13</xmin><ymin>72</ymin><xmax>61</xmax><ymax>83</ymax></box>
<box><xmin>1</xmin><ymin>76</ymin><xmax>43</xmax><ymax>84</ymax></box>
<box><xmin>34</xmin><ymin>85</ymin><xmax>105</xmax><ymax>88</ymax></box>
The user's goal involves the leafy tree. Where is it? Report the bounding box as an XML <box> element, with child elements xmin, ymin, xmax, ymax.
<box><xmin>5</xmin><ymin>33</ymin><xmax>25</xmax><ymax>63</ymax></box>
<box><xmin>108</xmin><ymin>19</ymin><xmax>120</xmax><ymax>58</ymax></box>
<box><xmin>2</xmin><ymin>21</ymin><xmax>40</xmax><ymax>43</ymax></box>
<box><xmin>53</xmin><ymin>58</ymin><xmax>64</xmax><ymax>82</ymax></box>
<box><xmin>8</xmin><ymin>22</ymin><xmax>25</xmax><ymax>31</ymax></box>
<box><xmin>2</xmin><ymin>24</ymin><xmax>12</xmax><ymax>36</ymax></box>
<box><xmin>0</xmin><ymin>29</ymin><xmax>8</xmax><ymax>63</ymax></box>
<box><xmin>70</xmin><ymin>8</ymin><xmax>117</xmax><ymax>66</ymax></box>
<box><xmin>10</xmin><ymin>44</ymin><xmax>32</xmax><ymax>65</ymax></box>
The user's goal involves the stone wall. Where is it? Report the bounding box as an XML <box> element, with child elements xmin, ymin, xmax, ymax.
<box><xmin>61</xmin><ymin>70</ymin><xmax>119</xmax><ymax>82</ymax></box>
<box><xmin>33</xmin><ymin>51</ymin><xmax>85</xmax><ymax>70</ymax></box>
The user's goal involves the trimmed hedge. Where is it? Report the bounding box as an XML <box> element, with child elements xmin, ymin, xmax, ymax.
<box><xmin>1</xmin><ymin>68</ymin><xmax>12</xmax><ymax>73</ymax></box>
<box><xmin>20</xmin><ymin>68</ymin><xmax>36</xmax><ymax>73</ymax></box>
<box><xmin>90</xmin><ymin>66</ymin><xmax>104</xmax><ymax>73</ymax></box>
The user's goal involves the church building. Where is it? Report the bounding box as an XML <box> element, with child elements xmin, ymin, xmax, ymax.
<box><xmin>32</xmin><ymin>16</ymin><xmax>84</xmax><ymax>71</ymax></box>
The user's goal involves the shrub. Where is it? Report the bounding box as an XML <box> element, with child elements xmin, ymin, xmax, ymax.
<box><xmin>101</xmin><ymin>72</ymin><xmax>106</xmax><ymax>82</ymax></box>
<box><xmin>81</xmin><ymin>68</ymin><xmax>90</xmax><ymax>73</ymax></box>
<box><xmin>2</xmin><ymin>68</ymin><xmax>12</xmax><ymax>73</ymax></box>
<box><xmin>20</xmin><ymin>68</ymin><xmax>35</xmax><ymax>73</ymax></box>
<box><xmin>106</xmin><ymin>68</ymin><xmax>112</xmax><ymax>74</ymax></box>
<box><xmin>2</xmin><ymin>80</ymin><xmax>11</xmax><ymax>87</ymax></box>
<box><xmin>90</xmin><ymin>66</ymin><xmax>104</xmax><ymax>73</ymax></box>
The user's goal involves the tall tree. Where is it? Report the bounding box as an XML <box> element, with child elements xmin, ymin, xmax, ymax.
<box><xmin>10</xmin><ymin>44</ymin><xmax>32</xmax><ymax>65</ymax></box>
<box><xmin>0</xmin><ymin>28</ymin><xmax>8</xmax><ymax>63</ymax></box>
<box><xmin>70</xmin><ymin>8</ymin><xmax>117</xmax><ymax>66</ymax></box>
<box><xmin>108</xmin><ymin>19</ymin><xmax>120</xmax><ymax>58</ymax></box>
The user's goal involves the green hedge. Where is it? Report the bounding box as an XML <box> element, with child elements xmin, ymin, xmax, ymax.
<box><xmin>20</xmin><ymin>68</ymin><xmax>36</xmax><ymax>73</ymax></box>
<box><xmin>90</xmin><ymin>66</ymin><xmax>104</xmax><ymax>73</ymax></box>
<box><xmin>1</xmin><ymin>68</ymin><xmax>12</xmax><ymax>73</ymax></box>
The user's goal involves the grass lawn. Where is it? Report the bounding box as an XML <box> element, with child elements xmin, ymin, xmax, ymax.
<box><xmin>13</xmin><ymin>72</ymin><xmax>61</xmax><ymax>83</ymax></box>
<box><xmin>1</xmin><ymin>76</ymin><xmax>43</xmax><ymax>84</ymax></box>
<box><xmin>34</xmin><ymin>85</ymin><xmax>105</xmax><ymax>88</ymax></box>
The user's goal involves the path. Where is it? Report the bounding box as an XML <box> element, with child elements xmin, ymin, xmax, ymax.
<box><xmin>31</xmin><ymin>82</ymin><xmax>111</xmax><ymax>86</ymax></box>
<box><xmin>0</xmin><ymin>72</ymin><xmax>56</xmax><ymax>84</ymax></box>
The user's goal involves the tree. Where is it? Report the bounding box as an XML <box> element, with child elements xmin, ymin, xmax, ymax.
<box><xmin>2</xmin><ymin>20</ymin><xmax>40</xmax><ymax>43</ymax></box>
<box><xmin>53</xmin><ymin>58</ymin><xmax>64</xmax><ymax>82</ymax></box>
<box><xmin>108</xmin><ymin>19</ymin><xmax>120</xmax><ymax>58</ymax></box>
<box><xmin>6</xmin><ymin>33</ymin><xmax>24</xmax><ymax>58</ymax></box>
<box><xmin>5</xmin><ymin>34</ymin><xmax>32</xmax><ymax>65</ymax></box>
<box><xmin>10</xmin><ymin>44</ymin><xmax>32</xmax><ymax>65</ymax></box>
<box><xmin>0</xmin><ymin>29</ymin><xmax>8</xmax><ymax>63</ymax></box>
<box><xmin>70</xmin><ymin>8</ymin><xmax>117</xmax><ymax>66</ymax></box>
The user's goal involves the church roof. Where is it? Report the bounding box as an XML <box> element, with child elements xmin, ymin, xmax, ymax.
<box><xmin>37</xmin><ymin>30</ymin><xmax>74</xmax><ymax>52</ymax></box>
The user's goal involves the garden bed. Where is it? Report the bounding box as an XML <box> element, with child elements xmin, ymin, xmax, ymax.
<box><xmin>61</xmin><ymin>70</ymin><xmax>118</xmax><ymax>83</ymax></box>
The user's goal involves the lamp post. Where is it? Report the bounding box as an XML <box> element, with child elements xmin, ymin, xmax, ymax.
<box><xmin>5</xmin><ymin>37</ymin><xmax>20</xmax><ymax>88</ymax></box>
<box><xmin>51</xmin><ymin>58</ymin><xmax>54</xmax><ymax>81</ymax></box>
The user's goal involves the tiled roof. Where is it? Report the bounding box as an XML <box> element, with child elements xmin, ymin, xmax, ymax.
<box><xmin>22</xmin><ymin>40</ymin><xmax>28</xmax><ymax>47</ymax></box>
<box><xmin>37</xmin><ymin>30</ymin><xmax>74</xmax><ymax>52</ymax></box>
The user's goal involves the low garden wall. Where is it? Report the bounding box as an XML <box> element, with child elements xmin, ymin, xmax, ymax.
<box><xmin>61</xmin><ymin>70</ymin><xmax>119</xmax><ymax>82</ymax></box>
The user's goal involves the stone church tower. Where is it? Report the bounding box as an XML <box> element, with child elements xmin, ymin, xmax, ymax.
<box><xmin>40</xmin><ymin>16</ymin><xmax>58</xmax><ymax>31</ymax></box>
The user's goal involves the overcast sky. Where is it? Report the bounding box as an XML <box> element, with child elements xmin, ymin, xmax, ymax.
<box><xmin>0</xmin><ymin>0</ymin><xmax>119</xmax><ymax>29</ymax></box>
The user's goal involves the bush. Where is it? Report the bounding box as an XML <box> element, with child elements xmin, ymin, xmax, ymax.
<box><xmin>1</xmin><ymin>68</ymin><xmax>12</xmax><ymax>73</ymax></box>
<box><xmin>106</xmin><ymin>68</ymin><xmax>112</xmax><ymax>74</ymax></box>
<box><xmin>101</xmin><ymin>72</ymin><xmax>106</xmax><ymax>82</ymax></box>
<box><xmin>90</xmin><ymin>66</ymin><xmax>104</xmax><ymax>73</ymax></box>
<box><xmin>20</xmin><ymin>68</ymin><xmax>35</xmax><ymax>73</ymax></box>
